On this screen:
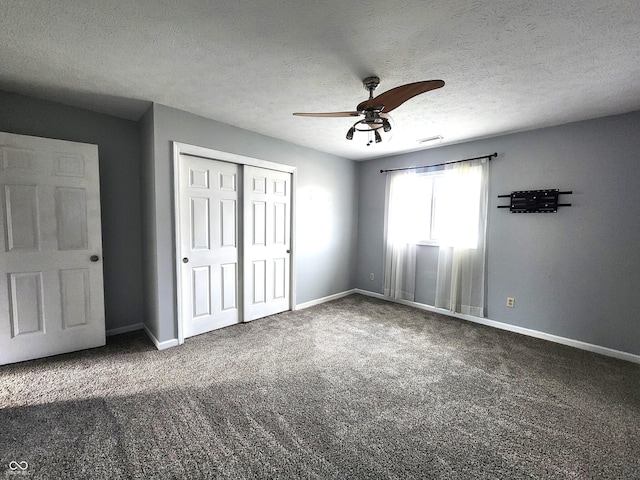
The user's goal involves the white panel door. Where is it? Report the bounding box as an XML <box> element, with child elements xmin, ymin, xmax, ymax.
<box><xmin>179</xmin><ymin>155</ymin><xmax>239</xmax><ymax>338</ymax></box>
<box><xmin>0</xmin><ymin>132</ymin><xmax>105</xmax><ymax>365</ymax></box>
<box><xmin>244</xmin><ymin>166</ymin><xmax>291</xmax><ymax>321</ymax></box>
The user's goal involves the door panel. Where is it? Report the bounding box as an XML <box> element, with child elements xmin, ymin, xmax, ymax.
<box><xmin>274</xmin><ymin>258</ymin><xmax>286</xmax><ymax>299</ymax></box>
<box><xmin>253</xmin><ymin>201</ymin><xmax>266</xmax><ymax>245</ymax></box>
<box><xmin>220</xmin><ymin>199</ymin><xmax>236</xmax><ymax>247</ymax></box>
<box><xmin>220</xmin><ymin>263</ymin><xmax>237</xmax><ymax>311</ymax></box>
<box><xmin>192</xmin><ymin>266</ymin><xmax>211</xmax><ymax>318</ymax></box>
<box><xmin>190</xmin><ymin>168</ymin><xmax>209</xmax><ymax>189</ymax></box>
<box><xmin>55</xmin><ymin>187</ymin><xmax>88</xmax><ymax>250</ymax></box>
<box><xmin>9</xmin><ymin>272</ymin><xmax>44</xmax><ymax>336</ymax></box>
<box><xmin>179</xmin><ymin>155</ymin><xmax>239</xmax><ymax>338</ymax></box>
<box><xmin>0</xmin><ymin>132</ymin><xmax>105</xmax><ymax>365</ymax></box>
<box><xmin>5</xmin><ymin>184</ymin><xmax>40</xmax><ymax>250</ymax></box>
<box><xmin>190</xmin><ymin>197</ymin><xmax>210</xmax><ymax>250</ymax></box>
<box><xmin>252</xmin><ymin>260</ymin><xmax>266</xmax><ymax>305</ymax></box>
<box><xmin>274</xmin><ymin>202</ymin><xmax>286</xmax><ymax>244</ymax></box>
<box><xmin>244</xmin><ymin>166</ymin><xmax>291</xmax><ymax>321</ymax></box>
<box><xmin>59</xmin><ymin>268</ymin><xmax>90</xmax><ymax>329</ymax></box>
<box><xmin>55</xmin><ymin>153</ymin><xmax>85</xmax><ymax>177</ymax></box>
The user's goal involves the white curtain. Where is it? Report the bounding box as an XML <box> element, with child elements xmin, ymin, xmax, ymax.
<box><xmin>434</xmin><ymin>159</ymin><xmax>489</xmax><ymax>316</ymax></box>
<box><xmin>383</xmin><ymin>171</ymin><xmax>419</xmax><ymax>301</ymax></box>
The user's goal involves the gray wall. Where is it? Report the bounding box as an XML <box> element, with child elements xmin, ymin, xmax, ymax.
<box><xmin>356</xmin><ymin>111</ymin><xmax>640</xmax><ymax>356</ymax></box>
<box><xmin>142</xmin><ymin>103</ymin><xmax>359</xmax><ymax>343</ymax></box>
<box><xmin>0</xmin><ymin>91</ymin><xmax>145</xmax><ymax>332</ymax></box>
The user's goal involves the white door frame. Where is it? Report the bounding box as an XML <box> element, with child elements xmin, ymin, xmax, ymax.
<box><xmin>172</xmin><ymin>142</ymin><xmax>297</xmax><ymax>345</ymax></box>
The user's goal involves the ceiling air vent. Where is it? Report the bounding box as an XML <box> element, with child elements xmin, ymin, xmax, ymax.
<box><xmin>417</xmin><ymin>135</ymin><xmax>443</xmax><ymax>145</ymax></box>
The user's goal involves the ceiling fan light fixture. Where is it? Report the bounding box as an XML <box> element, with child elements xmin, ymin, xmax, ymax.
<box><xmin>375</xmin><ymin>130</ymin><xmax>382</xmax><ymax>143</ymax></box>
<box><xmin>382</xmin><ymin>118</ymin><xmax>392</xmax><ymax>132</ymax></box>
<box><xmin>346</xmin><ymin>126</ymin><xmax>355</xmax><ymax>140</ymax></box>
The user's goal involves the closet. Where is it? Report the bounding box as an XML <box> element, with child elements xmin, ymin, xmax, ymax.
<box><xmin>175</xmin><ymin>146</ymin><xmax>294</xmax><ymax>340</ymax></box>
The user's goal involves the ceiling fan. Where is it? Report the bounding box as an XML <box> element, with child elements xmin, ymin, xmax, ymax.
<box><xmin>293</xmin><ymin>77</ymin><xmax>445</xmax><ymax>146</ymax></box>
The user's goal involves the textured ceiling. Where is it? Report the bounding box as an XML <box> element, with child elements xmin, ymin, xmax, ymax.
<box><xmin>1</xmin><ymin>1</ymin><xmax>639</xmax><ymax>160</ymax></box>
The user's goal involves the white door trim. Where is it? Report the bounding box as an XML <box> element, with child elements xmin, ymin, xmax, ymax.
<box><xmin>172</xmin><ymin>142</ymin><xmax>297</xmax><ymax>345</ymax></box>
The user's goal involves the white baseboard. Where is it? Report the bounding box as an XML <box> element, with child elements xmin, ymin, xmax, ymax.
<box><xmin>296</xmin><ymin>289</ymin><xmax>357</xmax><ymax>310</ymax></box>
<box><xmin>354</xmin><ymin>289</ymin><xmax>640</xmax><ymax>365</ymax></box>
<box><xmin>143</xmin><ymin>325</ymin><xmax>180</xmax><ymax>351</ymax></box>
<box><xmin>106</xmin><ymin>323</ymin><xmax>144</xmax><ymax>337</ymax></box>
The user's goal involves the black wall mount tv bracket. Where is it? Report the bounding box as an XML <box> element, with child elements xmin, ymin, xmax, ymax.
<box><xmin>497</xmin><ymin>189</ymin><xmax>572</xmax><ymax>213</ymax></box>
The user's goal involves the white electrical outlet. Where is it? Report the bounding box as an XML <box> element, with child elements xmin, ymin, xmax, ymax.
<box><xmin>369</xmin><ymin>273</ymin><xmax>375</xmax><ymax>281</ymax></box>
<box><xmin>506</xmin><ymin>297</ymin><xmax>515</xmax><ymax>308</ymax></box>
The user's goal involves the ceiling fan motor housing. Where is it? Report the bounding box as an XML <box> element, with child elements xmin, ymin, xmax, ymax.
<box><xmin>363</xmin><ymin>76</ymin><xmax>380</xmax><ymax>93</ymax></box>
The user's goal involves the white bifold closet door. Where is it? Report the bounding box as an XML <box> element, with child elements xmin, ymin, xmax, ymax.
<box><xmin>0</xmin><ymin>132</ymin><xmax>105</xmax><ymax>365</ymax></box>
<box><xmin>178</xmin><ymin>155</ymin><xmax>292</xmax><ymax>339</ymax></box>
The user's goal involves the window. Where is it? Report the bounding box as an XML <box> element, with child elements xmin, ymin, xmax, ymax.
<box><xmin>413</xmin><ymin>171</ymin><xmax>444</xmax><ymax>245</ymax></box>
<box><xmin>386</xmin><ymin>164</ymin><xmax>484</xmax><ymax>249</ymax></box>
<box><xmin>384</xmin><ymin>158</ymin><xmax>489</xmax><ymax>311</ymax></box>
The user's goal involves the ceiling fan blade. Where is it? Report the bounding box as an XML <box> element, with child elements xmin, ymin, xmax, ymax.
<box><xmin>293</xmin><ymin>111</ymin><xmax>361</xmax><ymax>117</ymax></box>
<box><xmin>356</xmin><ymin>80</ymin><xmax>445</xmax><ymax>112</ymax></box>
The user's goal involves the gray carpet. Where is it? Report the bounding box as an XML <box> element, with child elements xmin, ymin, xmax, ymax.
<box><xmin>1</xmin><ymin>294</ymin><xmax>639</xmax><ymax>479</ymax></box>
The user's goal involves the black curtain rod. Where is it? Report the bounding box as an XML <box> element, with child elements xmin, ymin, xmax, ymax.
<box><xmin>379</xmin><ymin>152</ymin><xmax>498</xmax><ymax>173</ymax></box>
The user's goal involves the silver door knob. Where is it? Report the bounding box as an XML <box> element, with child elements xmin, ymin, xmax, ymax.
<box><xmin>90</xmin><ymin>255</ymin><xmax>100</xmax><ymax>262</ymax></box>
<box><xmin>182</xmin><ymin>257</ymin><xmax>189</xmax><ymax>263</ymax></box>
